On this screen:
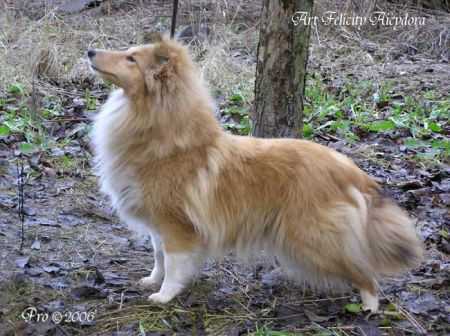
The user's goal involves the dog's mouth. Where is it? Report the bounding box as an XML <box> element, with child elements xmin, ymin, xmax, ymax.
<box><xmin>90</xmin><ymin>63</ymin><xmax>117</xmax><ymax>79</ymax></box>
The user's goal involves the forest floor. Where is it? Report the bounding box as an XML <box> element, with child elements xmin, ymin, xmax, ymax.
<box><xmin>0</xmin><ymin>1</ymin><xmax>449</xmax><ymax>335</ymax></box>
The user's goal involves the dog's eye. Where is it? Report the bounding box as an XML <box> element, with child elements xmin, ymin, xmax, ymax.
<box><xmin>126</xmin><ymin>55</ymin><xmax>136</xmax><ymax>63</ymax></box>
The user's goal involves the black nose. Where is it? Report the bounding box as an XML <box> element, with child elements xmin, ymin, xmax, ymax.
<box><xmin>87</xmin><ymin>49</ymin><xmax>96</xmax><ymax>58</ymax></box>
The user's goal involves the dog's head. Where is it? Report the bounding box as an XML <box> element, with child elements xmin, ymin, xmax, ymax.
<box><xmin>87</xmin><ymin>33</ymin><xmax>194</xmax><ymax>97</ymax></box>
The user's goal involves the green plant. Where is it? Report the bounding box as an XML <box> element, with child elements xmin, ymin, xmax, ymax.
<box><xmin>0</xmin><ymin>88</ymin><xmax>59</xmax><ymax>155</ymax></box>
<box><xmin>84</xmin><ymin>89</ymin><xmax>98</xmax><ymax>110</ymax></box>
<box><xmin>8</xmin><ymin>83</ymin><xmax>25</xmax><ymax>96</ymax></box>
<box><xmin>41</xmin><ymin>96</ymin><xmax>63</xmax><ymax>118</ymax></box>
<box><xmin>344</xmin><ymin>303</ymin><xmax>362</xmax><ymax>314</ymax></box>
<box><xmin>222</xmin><ymin>89</ymin><xmax>252</xmax><ymax>135</ymax></box>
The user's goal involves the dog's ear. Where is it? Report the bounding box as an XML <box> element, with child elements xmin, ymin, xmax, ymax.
<box><xmin>144</xmin><ymin>44</ymin><xmax>175</xmax><ymax>91</ymax></box>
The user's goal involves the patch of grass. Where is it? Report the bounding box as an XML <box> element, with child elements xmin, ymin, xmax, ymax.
<box><xmin>0</xmin><ymin>84</ymin><xmax>84</xmax><ymax>158</ymax></box>
<box><xmin>304</xmin><ymin>76</ymin><xmax>449</xmax><ymax>163</ymax></box>
<box><xmin>214</xmin><ymin>75</ymin><xmax>448</xmax><ymax>165</ymax></box>
<box><xmin>0</xmin><ymin>84</ymin><xmax>50</xmax><ymax>154</ymax></box>
<box><xmin>8</xmin><ymin>83</ymin><xmax>26</xmax><ymax>96</ymax></box>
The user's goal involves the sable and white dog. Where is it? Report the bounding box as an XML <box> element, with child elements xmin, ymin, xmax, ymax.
<box><xmin>88</xmin><ymin>34</ymin><xmax>422</xmax><ymax>312</ymax></box>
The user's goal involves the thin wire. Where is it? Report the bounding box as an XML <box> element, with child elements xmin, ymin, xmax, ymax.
<box><xmin>170</xmin><ymin>0</ymin><xmax>179</xmax><ymax>38</ymax></box>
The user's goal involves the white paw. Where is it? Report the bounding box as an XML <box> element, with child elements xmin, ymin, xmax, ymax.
<box><xmin>361</xmin><ymin>291</ymin><xmax>379</xmax><ymax>313</ymax></box>
<box><xmin>148</xmin><ymin>292</ymin><xmax>174</xmax><ymax>304</ymax></box>
<box><xmin>362</xmin><ymin>302</ymin><xmax>379</xmax><ymax>313</ymax></box>
<box><xmin>138</xmin><ymin>275</ymin><xmax>162</xmax><ymax>289</ymax></box>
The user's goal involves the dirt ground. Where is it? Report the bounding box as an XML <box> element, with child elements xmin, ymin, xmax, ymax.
<box><xmin>0</xmin><ymin>1</ymin><xmax>449</xmax><ymax>335</ymax></box>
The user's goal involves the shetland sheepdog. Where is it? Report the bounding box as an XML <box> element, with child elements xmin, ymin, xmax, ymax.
<box><xmin>88</xmin><ymin>33</ymin><xmax>422</xmax><ymax>312</ymax></box>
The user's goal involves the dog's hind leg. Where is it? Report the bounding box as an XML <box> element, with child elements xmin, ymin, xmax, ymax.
<box><xmin>139</xmin><ymin>234</ymin><xmax>165</xmax><ymax>288</ymax></box>
<box><xmin>338</xmin><ymin>266</ymin><xmax>379</xmax><ymax>313</ymax></box>
<box><xmin>347</xmin><ymin>266</ymin><xmax>379</xmax><ymax>313</ymax></box>
<box><xmin>359</xmin><ymin>282</ymin><xmax>379</xmax><ymax>313</ymax></box>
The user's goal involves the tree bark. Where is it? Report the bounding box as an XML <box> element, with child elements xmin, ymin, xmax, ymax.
<box><xmin>252</xmin><ymin>0</ymin><xmax>313</xmax><ymax>138</ymax></box>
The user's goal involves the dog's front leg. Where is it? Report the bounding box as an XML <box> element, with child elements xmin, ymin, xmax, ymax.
<box><xmin>148</xmin><ymin>250</ymin><xmax>204</xmax><ymax>304</ymax></box>
<box><xmin>139</xmin><ymin>234</ymin><xmax>165</xmax><ymax>288</ymax></box>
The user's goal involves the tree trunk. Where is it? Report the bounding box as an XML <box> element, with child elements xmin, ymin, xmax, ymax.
<box><xmin>252</xmin><ymin>0</ymin><xmax>313</xmax><ymax>138</ymax></box>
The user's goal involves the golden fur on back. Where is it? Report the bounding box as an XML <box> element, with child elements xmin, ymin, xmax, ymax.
<box><xmin>89</xmin><ymin>34</ymin><xmax>422</xmax><ymax>310</ymax></box>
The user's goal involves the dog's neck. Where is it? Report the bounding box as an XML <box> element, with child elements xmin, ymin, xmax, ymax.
<box><xmin>118</xmin><ymin>89</ymin><xmax>222</xmax><ymax>159</ymax></box>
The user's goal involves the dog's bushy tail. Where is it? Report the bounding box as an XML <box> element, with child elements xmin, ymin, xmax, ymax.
<box><xmin>366</xmin><ymin>196</ymin><xmax>423</xmax><ymax>274</ymax></box>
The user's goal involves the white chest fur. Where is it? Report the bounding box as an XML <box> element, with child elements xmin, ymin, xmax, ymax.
<box><xmin>92</xmin><ymin>90</ymin><xmax>150</xmax><ymax>234</ymax></box>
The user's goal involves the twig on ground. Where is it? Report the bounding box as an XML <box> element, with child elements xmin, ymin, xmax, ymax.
<box><xmin>16</xmin><ymin>155</ymin><xmax>25</xmax><ymax>252</ymax></box>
